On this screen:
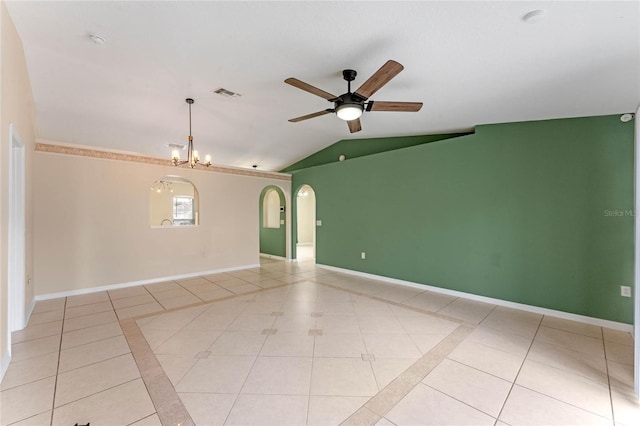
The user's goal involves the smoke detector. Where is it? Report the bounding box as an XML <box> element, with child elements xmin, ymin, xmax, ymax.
<box><xmin>88</xmin><ymin>34</ymin><xmax>106</xmax><ymax>45</ymax></box>
<box><xmin>522</xmin><ymin>10</ymin><xmax>546</xmax><ymax>23</ymax></box>
<box><xmin>213</xmin><ymin>88</ymin><xmax>242</xmax><ymax>98</ymax></box>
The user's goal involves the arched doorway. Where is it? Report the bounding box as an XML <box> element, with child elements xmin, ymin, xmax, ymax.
<box><xmin>296</xmin><ymin>185</ymin><xmax>316</xmax><ymax>261</ymax></box>
<box><xmin>259</xmin><ymin>186</ymin><xmax>286</xmax><ymax>259</ymax></box>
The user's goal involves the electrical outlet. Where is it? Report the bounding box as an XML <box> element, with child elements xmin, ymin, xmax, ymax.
<box><xmin>316</xmin><ymin>220</ymin><xmax>322</xmax><ymax>226</ymax></box>
<box><xmin>280</xmin><ymin>219</ymin><xmax>285</xmax><ymax>225</ymax></box>
<box><xmin>361</xmin><ymin>252</ymin><xmax>366</xmax><ymax>260</ymax></box>
<box><xmin>620</xmin><ymin>286</ymin><xmax>631</xmax><ymax>297</ymax></box>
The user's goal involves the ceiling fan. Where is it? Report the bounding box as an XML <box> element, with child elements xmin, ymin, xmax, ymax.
<box><xmin>285</xmin><ymin>60</ymin><xmax>422</xmax><ymax>133</ymax></box>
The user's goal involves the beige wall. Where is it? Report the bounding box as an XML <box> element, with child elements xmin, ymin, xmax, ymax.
<box><xmin>34</xmin><ymin>152</ymin><xmax>291</xmax><ymax>295</ymax></box>
<box><xmin>1</xmin><ymin>1</ymin><xmax>36</xmax><ymax>371</ymax></box>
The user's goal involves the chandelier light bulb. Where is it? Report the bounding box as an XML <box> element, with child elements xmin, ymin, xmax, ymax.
<box><xmin>170</xmin><ymin>98</ymin><xmax>212</xmax><ymax>168</ymax></box>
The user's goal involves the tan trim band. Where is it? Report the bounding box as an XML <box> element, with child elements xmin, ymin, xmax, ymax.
<box><xmin>35</xmin><ymin>143</ymin><xmax>291</xmax><ymax>181</ymax></box>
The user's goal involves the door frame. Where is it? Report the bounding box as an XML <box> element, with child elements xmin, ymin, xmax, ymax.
<box><xmin>8</xmin><ymin>123</ymin><xmax>27</xmax><ymax>347</ymax></box>
<box><xmin>634</xmin><ymin>106</ymin><xmax>639</xmax><ymax>399</ymax></box>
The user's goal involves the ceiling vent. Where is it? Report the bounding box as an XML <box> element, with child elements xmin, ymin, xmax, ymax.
<box><xmin>168</xmin><ymin>143</ymin><xmax>186</xmax><ymax>150</ymax></box>
<box><xmin>213</xmin><ymin>88</ymin><xmax>242</xmax><ymax>98</ymax></box>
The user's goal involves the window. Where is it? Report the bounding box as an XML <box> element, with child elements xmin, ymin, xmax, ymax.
<box><xmin>263</xmin><ymin>189</ymin><xmax>280</xmax><ymax>228</ymax></box>
<box><xmin>173</xmin><ymin>196</ymin><xmax>195</xmax><ymax>225</ymax></box>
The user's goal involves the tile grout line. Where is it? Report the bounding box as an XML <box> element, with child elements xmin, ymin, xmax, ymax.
<box><xmin>110</xmin><ymin>289</ymin><xmax>157</xmax><ymax>311</ymax></box>
<box><xmin>444</xmin><ymin>357</ymin><xmax>513</xmax><ymax>388</ymax></box>
<box><xmin>6</xmin><ymin>267</ymin><xmax>298</xmax><ymax>425</ymax></box>
<box><xmin>166</xmin><ymin>293</ymin><xmax>253</xmax><ymax>389</ymax></box>
<box><xmin>341</xmin><ymin>323</ymin><xmax>475</xmax><ymax>426</ymax></box>
<box><xmin>143</xmin><ymin>284</ymin><xmax>174</xmax><ymax>312</ymax></box>
<box><xmin>52</xmin><ymin>377</ymin><xmax>141</xmax><ymax>411</ymax></box>
<box><xmin>28</xmin><ymin>266</ymin><xmax>626</xmax><ymax>426</ymax></box>
<box><xmin>490</xmin><ymin>315</ymin><xmax>615</xmax><ymax>424</ymax></box>
<box><xmin>174</xmin><ymin>279</ymin><xmax>212</xmax><ymax>304</ymax></box>
<box><xmin>9</xmin><ymin>324</ymin><xmax>63</xmax><ymax>345</ymax></box>
<box><xmin>466</xmin><ymin>336</ymin><xmax>529</xmax><ymax>359</ymax></box>
<box><xmin>521</xmin><ymin>347</ymin><xmax>613</xmax><ymax>388</ymax></box>
<box><xmin>48</xmin><ymin>296</ymin><xmax>68</xmax><ymax>426</ymax></box>
<box><xmin>355</xmin><ymin>291</ymin><xmax>387</xmax><ymax>395</ymax></box>
<box><xmin>422</xmin><ymin>383</ymin><xmax>499</xmax><ymax>420</ymax></box>
<box><xmin>514</xmin><ymin>383</ymin><xmax>614</xmax><ymax>422</ymax></box>
<box><xmin>492</xmin><ymin>315</ymin><xmax>544</xmax><ymax>425</ymax></box>
<box><xmin>434</xmin><ymin>295</ymin><xmax>460</xmax><ymax>315</ymax></box>
<box><xmin>539</xmin><ymin>323</ymin><xmax>607</xmax><ymax>340</ymax></box>
<box><xmin>54</xmin><ymin>348</ymin><xmax>131</xmax><ymax>376</ymax></box>
<box><xmin>319</xmin><ymin>282</ymin><xmax>466</xmax><ymax>326</ymax></box>
<box><xmin>305</xmin><ymin>298</ymin><xmax>319</xmax><ymax>426</ymax></box>
<box><xmin>193</xmin><ymin>298</ymin><xmax>252</xmax><ymax>373</ymax></box>
<box><xmin>601</xmin><ymin>326</ymin><xmax>617</xmax><ymax>424</ymax></box>
<box><xmin>220</xmin><ymin>304</ymin><xmax>276</xmax><ymax>426</ymax></box>
<box><xmin>125</xmin><ymin>412</ymin><xmax>158</xmax><ymax>426</ymax></box>
<box><xmin>479</xmin><ymin>304</ymin><xmax>498</xmax><ymax>324</ymax></box>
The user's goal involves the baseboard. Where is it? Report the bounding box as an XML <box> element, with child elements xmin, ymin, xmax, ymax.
<box><xmin>260</xmin><ymin>253</ymin><xmax>287</xmax><ymax>261</ymax></box>
<box><xmin>35</xmin><ymin>264</ymin><xmax>260</xmax><ymax>301</ymax></box>
<box><xmin>317</xmin><ymin>264</ymin><xmax>634</xmax><ymax>333</ymax></box>
<box><xmin>0</xmin><ymin>350</ymin><xmax>10</xmax><ymax>383</ymax></box>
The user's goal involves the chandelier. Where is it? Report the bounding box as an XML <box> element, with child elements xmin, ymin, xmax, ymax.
<box><xmin>171</xmin><ymin>98</ymin><xmax>211</xmax><ymax>168</ymax></box>
<box><xmin>150</xmin><ymin>180</ymin><xmax>173</xmax><ymax>193</ymax></box>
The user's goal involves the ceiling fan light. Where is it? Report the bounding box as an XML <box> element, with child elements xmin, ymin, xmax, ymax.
<box><xmin>336</xmin><ymin>104</ymin><xmax>363</xmax><ymax>121</ymax></box>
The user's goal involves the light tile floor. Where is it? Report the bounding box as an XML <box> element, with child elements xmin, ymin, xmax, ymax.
<box><xmin>1</xmin><ymin>258</ymin><xmax>638</xmax><ymax>425</ymax></box>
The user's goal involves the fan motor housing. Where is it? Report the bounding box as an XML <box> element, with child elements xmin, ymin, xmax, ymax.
<box><xmin>334</xmin><ymin>93</ymin><xmax>364</xmax><ymax>109</ymax></box>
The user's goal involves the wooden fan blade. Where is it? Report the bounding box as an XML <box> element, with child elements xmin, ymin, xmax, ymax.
<box><xmin>288</xmin><ymin>109</ymin><xmax>333</xmax><ymax>123</ymax></box>
<box><xmin>369</xmin><ymin>101</ymin><xmax>423</xmax><ymax>112</ymax></box>
<box><xmin>354</xmin><ymin>60</ymin><xmax>404</xmax><ymax>100</ymax></box>
<box><xmin>285</xmin><ymin>78</ymin><xmax>337</xmax><ymax>100</ymax></box>
<box><xmin>347</xmin><ymin>118</ymin><xmax>362</xmax><ymax>133</ymax></box>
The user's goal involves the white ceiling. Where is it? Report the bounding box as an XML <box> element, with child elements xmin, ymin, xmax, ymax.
<box><xmin>6</xmin><ymin>1</ymin><xmax>639</xmax><ymax>171</ymax></box>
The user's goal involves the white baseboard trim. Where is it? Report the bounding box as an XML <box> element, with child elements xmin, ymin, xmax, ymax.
<box><xmin>260</xmin><ymin>253</ymin><xmax>287</xmax><ymax>261</ymax></box>
<box><xmin>34</xmin><ymin>264</ymin><xmax>260</xmax><ymax>301</ymax></box>
<box><xmin>0</xmin><ymin>351</ymin><xmax>10</xmax><ymax>383</ymax></box>
<box><xmin>317</xmin><ymin>264</ymin><xmax>633</xmax><ymax>333</ymax></box>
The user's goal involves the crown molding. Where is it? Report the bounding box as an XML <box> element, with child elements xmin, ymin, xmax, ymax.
<box><xmin>35</xmin><ymin>140</ymin><xmax>291</xmax><ymax>181</ymax></box>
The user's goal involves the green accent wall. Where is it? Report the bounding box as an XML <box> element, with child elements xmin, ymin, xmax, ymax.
<box><xmin>259</xmin><ymin>186</ymin><xmax>286</xmax><ymax>257</ymax></box>
<box><xmin>281</xmin><ymin>132</ymin><xmax>470</xmax><ymax>173</ymax></box>
<box><xmin>290</xmin><ymin>115</ymin><xmax>634</xmax><ymax>323</ymax></box>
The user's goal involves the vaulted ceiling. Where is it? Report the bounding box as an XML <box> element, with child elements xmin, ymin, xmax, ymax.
<box><xmin>6</xmin><ymin>1</ymin><xmax>639</xmax><ymax>171</ymax></box>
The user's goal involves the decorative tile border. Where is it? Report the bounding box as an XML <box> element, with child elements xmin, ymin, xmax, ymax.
<box><xmin>117</xmin><ymin>278</ymin><xmax>474</xmax><ymax>426</ymax></box>
<box><xmin>121</xmin><ymin>317</ymin><xmax>195</xmax><ymax>426</ymax></box>
<box><xmin>342</xmin><ymin>324</ymin><xmax>474</xmax><ymax>425</ymax></box>
<box><xmin>35</xmin><ymin>142</ymin><xmax>291</xmax><ymax>181</ymax></box>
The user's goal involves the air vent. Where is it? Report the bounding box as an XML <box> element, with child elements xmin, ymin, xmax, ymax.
<box><xmin>168</xmin><ymin>143</ymin><xmax>186</xmax><ymax>150</ymax></box>
<box><xmin>213</xmin><ymin>88</ymin><xmax>242</xmax><ymax>98</ymax></box>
